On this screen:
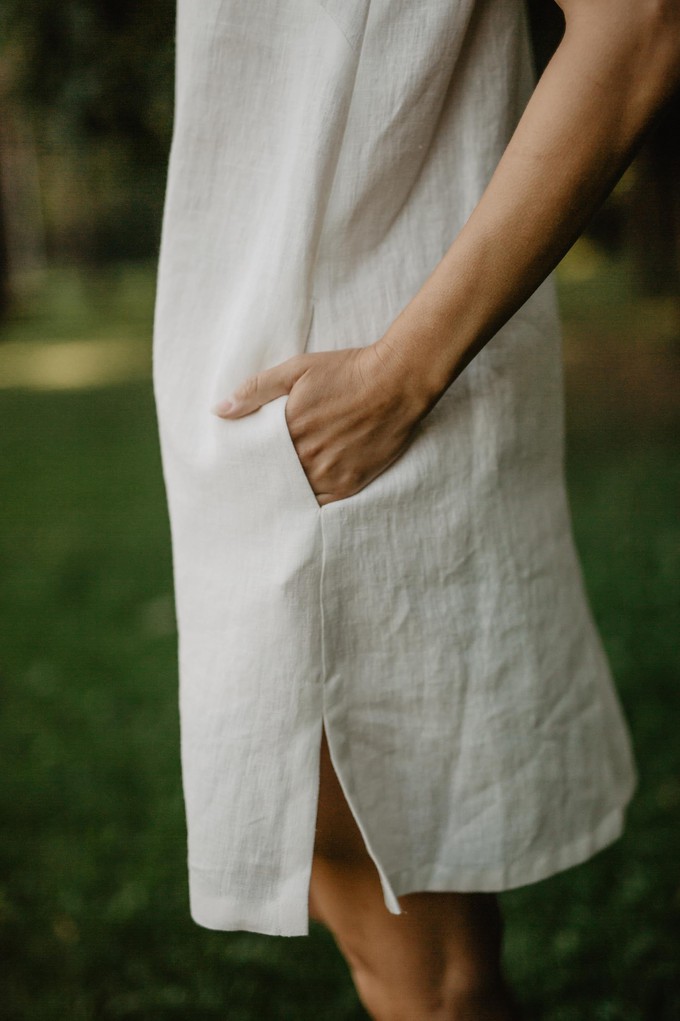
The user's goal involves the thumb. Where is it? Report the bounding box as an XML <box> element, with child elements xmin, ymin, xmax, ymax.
<box><xmin>212</xmin><ymin>355</ymin><xmax>311</xmax><ymax>418</ymax></box>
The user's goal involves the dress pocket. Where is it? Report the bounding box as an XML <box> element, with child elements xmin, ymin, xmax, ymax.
<box><xmin>273</xmin><ymin>393</ymin><xmax>323</xmax><ymax>513</ymax></box>
<box><xmin>273</xmin><ymin>390</ymin><xmax>420</xmax><ymax>514</ymax></box>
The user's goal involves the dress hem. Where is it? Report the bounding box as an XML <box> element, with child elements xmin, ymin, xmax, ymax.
<box><xmin>389</xmin><ymin>798</ymin><xmax>631</xmax><ymax>902</ymax></box>
<box><xmin>187</xmin><ymin>793</ymin><xmax>634</xmax><ymax>937</ymax></box>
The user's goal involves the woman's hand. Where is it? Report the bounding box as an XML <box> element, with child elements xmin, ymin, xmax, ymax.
<box><xmin>211</xmin><ymin>344</ymin><xmax>428</xmax><ymax>506</ymax></box>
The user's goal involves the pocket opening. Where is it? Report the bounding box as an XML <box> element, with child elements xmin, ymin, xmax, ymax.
<box><xmin>276</xmin><ymin>393</ymin><xmax>323</xmax><ymax>512</ymax></box>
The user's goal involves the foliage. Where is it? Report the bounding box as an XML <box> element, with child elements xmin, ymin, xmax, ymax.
<box><xmin>2</xmin><ymin>0</ymin><xmax>175</xmax><ymax>163</ymax></box>
<box><xmin>1</xmin><ymin>2</ymin><xmax>175</xmax><ymax>265</ymax></box>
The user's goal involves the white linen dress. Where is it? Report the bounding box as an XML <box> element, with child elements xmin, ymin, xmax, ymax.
<box><xmin>152</xmin><ymin>0</ymin><xmax>639</xmax><ymax>937</ymax></box>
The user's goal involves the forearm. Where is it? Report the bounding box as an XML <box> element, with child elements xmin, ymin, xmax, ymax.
<box><xmin>376</xmin><ymin>0</ymin><xmax>680</xmax><ymax>412</ymax></box>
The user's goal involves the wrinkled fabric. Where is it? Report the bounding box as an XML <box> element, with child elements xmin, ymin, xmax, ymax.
<box><xmin>152</xmin><ymin>0</ymin><xmax>638</xmax><ymax>936</ymax></box>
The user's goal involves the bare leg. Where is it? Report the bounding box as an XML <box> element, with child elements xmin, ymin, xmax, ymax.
<box><xmin>309</xmin><ymin>726</ymin><xmax>522</xmax><ymax>1021</ymax></box>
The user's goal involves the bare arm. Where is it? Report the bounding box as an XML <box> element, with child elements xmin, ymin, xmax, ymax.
<box><xmin>216</xmin><ymin>0</ymin><xmax>680</xmax><ymax>505</ymax></box>
<box><xmin>375</xmin><ymin>0</ymin><xmax>680</xmax><ymax>414</ymax></box>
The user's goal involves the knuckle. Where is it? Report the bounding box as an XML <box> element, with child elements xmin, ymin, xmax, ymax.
<box><xmin>235</xmin><ymin>374</ymin><xmax>260</xmax><ymax>400</ymax></box>
<box><xmin>344</xmin><ymin>466</ymin><xmax>364</xmax><ymax>490</ymax></box>
<box><xmin>301</xmin><ymin>437</ymin><xmax>323</xmax><ymax>459</ymax></box>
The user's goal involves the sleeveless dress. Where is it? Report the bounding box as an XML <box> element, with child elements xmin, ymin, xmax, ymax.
<box><xmin>152</xmin><ymin>0</ymin><xmax>638</xmax><ymax>937</ymax></box>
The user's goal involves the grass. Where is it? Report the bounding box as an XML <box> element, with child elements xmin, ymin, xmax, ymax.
<box><xmin>0</xmin><ymin>251</ymin><xmax>678</xmax><ymax>1019</ymax></box>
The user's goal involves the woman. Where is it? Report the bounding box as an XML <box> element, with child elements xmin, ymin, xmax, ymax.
<box><xmin>152</xmin><ymin>1</ymin><xmax>680</xmax><ymax>1017</ymax></box>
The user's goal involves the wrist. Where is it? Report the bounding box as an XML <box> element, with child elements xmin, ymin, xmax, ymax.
<box><xmin>373</xmin><ymin>297</ymin><xmax>467</xmax><ymax>419</ymax></box>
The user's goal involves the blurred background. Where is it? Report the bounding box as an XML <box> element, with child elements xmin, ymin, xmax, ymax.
<box><xmin>1</xmin><ymin>3</ymin><xmax>679</xmax><ymax>1019</ymax></box>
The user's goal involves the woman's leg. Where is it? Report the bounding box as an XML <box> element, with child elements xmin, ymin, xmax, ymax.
<box><xmin>309</xmin><ymin>726</ymin><xmax>522</xmax><ymax>1021</ymax></box>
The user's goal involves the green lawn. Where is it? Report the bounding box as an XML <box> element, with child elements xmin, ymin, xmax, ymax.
<box><xmin>0</xmin><ymin>257</ymin><xmax>678</xmax><ymax>1019</ymax></box>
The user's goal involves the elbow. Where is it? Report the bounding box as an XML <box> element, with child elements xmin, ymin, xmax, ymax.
<box><xmin>649</xmin><ymin>2</ymin><xmax>680</xmax><ymax>84</ymax></box>
<box><xmin>558</xmin><ymin>0</ymin><xmax>680</xmax><ymax>106</ymax></box>
<box><xmin>630</xmin><ymin>1</ymin><xmax>680</xmax><ymax>91</ymax></box>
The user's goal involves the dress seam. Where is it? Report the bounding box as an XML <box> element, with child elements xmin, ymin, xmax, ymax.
<box><xmin>319</xmin><ymin>516</ymin><xmax>328</xmax><ymax>684</ymax></box>
<box><xmin>313</xmin><ymin>4</ymin><xmax>357</xmax><ymax>53</ymax></box>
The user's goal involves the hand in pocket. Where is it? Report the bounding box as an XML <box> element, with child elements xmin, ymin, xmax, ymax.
<box><xmin>212</xmin><ymin>345</ymin><xmax>426</xmax><ymax>506</ymax></box>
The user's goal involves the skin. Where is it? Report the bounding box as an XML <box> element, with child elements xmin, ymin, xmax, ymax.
<box><xmin>309</xmin><ymin>725</ymin><xmax>523</xmax><ymax>1020</ymax></box>
<box><xmin>213</xmin><ymin>3</ymin><xmax>680</xmax><ymax>1016</ymax></box>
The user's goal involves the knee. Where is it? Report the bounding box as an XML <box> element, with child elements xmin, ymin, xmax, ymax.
<box><xmin>354</xmin><ymin>961</ymin><xmax>516</xmax><ymax>1021</ymax></box>
<box><xmin>444</xmin><ymin>968</ymin><xmax>519</xmax><ymax>1020</ymax></box>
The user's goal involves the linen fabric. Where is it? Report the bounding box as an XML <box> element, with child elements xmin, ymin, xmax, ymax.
<box><xmin>152</xmin><ymin>0</ymin><xmax>638</xmax><ymax>936</ymax></box>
